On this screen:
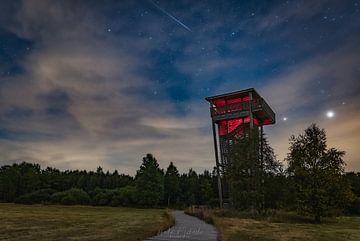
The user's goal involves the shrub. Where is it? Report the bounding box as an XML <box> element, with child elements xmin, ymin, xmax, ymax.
<box><xmin>93</xmin><ymin>191</ymin><xmax>112</xmax><ymax>206</ymax></box>
<box><xmin>51</xmin><ymin>188</ymin><xmax>90</xmax><ymax>205</ymax></box>
<box><xmin>51</xmin><ymin>191</ymin><xmax>67</xmax><ymax>203</ymax></box>
<box><xmin>347</xmin><ymin>197</ymin><xmax>360</xmax><ymax>215</ymax></box>
<box><xmin>61</xmin><ymin>195</ymin><xmax>77</xmax><ymax>205</ymax></box>
<box><xmin>15</xmin><ymin>189</ymin><xmax>56</xmax><ymax>204</ymax></box>
<box><xmin>110</xmin><ymin>186</ymin><xmax>137</xmax><ymax>206</ymax></box>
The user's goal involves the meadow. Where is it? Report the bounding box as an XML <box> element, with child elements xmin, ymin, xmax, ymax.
<box><xmin>0</xmin><ymin>203</ymin><xmax>173</xmax><ymax>241</ymax></box>
<box><xmin>187</xmin><ymin>208</ymin><xmax>360</xmax><ymax>241</ymax></box>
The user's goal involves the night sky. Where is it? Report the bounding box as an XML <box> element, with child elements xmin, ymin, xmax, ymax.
<box><xmin>0</xmin><ymin>0</ymin><xmax>359</xmax><ymax>174</ymax></box>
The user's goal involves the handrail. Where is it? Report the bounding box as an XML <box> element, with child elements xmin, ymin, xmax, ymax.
<box><xmin>260</xmin><ymin>98</ymin><xmax>275</xmax><ymax>121</ymax></box>
<box><xmin>210</xmin><ymin>98</ymin><xmax>275</xmax><ymax>121</ymax></box>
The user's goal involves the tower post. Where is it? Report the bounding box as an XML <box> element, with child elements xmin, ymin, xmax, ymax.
<box><xmin>260</xmin><ymin>124</ymin><xmax>264</xmax><ymax>211</ymax></box>
<box><xmin>249</xmin><ymin>92</ymin><xmax>253</xmax><ymax>129</ymax></box>
<box><xmin>212</xmin><ymin>120</ymin><xmax>223</xmax><ymax>208</ymax></box>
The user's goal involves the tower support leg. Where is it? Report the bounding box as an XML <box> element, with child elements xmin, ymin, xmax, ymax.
<box><xmin>260</xmin><ymin>125</ymin><xmax>264</xmax><ymax>211</ymax></box>
<box><xmin>212</xmin><ymin>121</ymin><xmax>223</xmax><ymax>208</ymax></box>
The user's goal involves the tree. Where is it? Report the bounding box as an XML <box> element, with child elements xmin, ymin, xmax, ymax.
<box><xmin>261</xmin><ymin>136</ymin><xmax>284</xmax><ymax>210</ymax></box>
<box><xmin>0</xmin><ymin>165</ymin><xmax>19</xmax><ymax>202</ymax></box>
<box><xmin>345</xmin><ymin>172</ymin><xmax>360</xmax><ymax>215</ymax></box>
<box><xmin>226</xmin><ymin>129</ymin><xmax>281</xmax><ymax>211</ymax></box>
<box><xmin>135</xmin><ymin>154</ymin><xmax>164</xmax><ymax>207</ymax></box>
<box><xmin>345</xmin><ymin>172</ymin><xmax>360</xmax><ymax>196</ymax></box>
<box><xmin>198</xmin><ymin>171</ymin><xmax>213</xmax><ymax>205</ymax></box>
<box><xmin>287</xmin><ymin>124</ymin><xmax>355</xmax><ymax>222</ymax></box>
<box><xmin>227</xmin><ymin>131</ymin><xmax>262</xmax><ymax>210</ymax></box>
<box><xmin>164</xmin><ymin>162</ymin><xmax>180</xmax><ymax>206</ymax></box>
<box><xmin>187</xmin><ymin>169</ymin><xmax>199</xmax><ymax>205</ymax></box>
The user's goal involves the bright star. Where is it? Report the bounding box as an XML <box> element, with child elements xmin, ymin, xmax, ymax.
<box><xmin>326</xmin><ymin>110</ymin><xmax>335</xmax><ymax>118</ymax></box>
<box><xmin>283</xmin><ymin>117</ymin><xmax>287</xmax><ymax>121</ymax></box>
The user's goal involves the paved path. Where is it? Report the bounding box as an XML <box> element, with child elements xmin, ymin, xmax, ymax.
<box><xmin>144</xmin><ymin>211</ymin><xmax>218</xmax><ymax>241</ymax></box>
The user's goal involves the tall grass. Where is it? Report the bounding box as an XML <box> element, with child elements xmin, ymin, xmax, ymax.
<box><xmin>185</xmin><ymin>207</ymin><xmax>360</xmax><ymax>241</ymax></box>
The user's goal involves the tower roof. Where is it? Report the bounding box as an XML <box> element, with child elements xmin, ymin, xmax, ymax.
<box><xmin>205</xmin><ymin>88</ymin><xmax>260</xmax><ymax>102</ymax></box>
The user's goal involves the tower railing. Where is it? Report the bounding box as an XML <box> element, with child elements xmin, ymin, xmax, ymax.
<box><xmin>259</xmin><ymin>98</ymin><xmax>275</xmax><ymax>122</ymax></box>
<box><xmin>210</xmin><ymin>98</ymin><xmax>275</xmax><ymax>122</ymax></box>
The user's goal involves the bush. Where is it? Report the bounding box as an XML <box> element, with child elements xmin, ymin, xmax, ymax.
<box><xmin>93</xmin><ymin>191</ymin><xmax>112</xmax><ymax>206</ymax></box>
<box><xmin>51</xmin><ymin>191</ymin><xmax>68</xmax><ymax>203</ymax></box>
<box><xmin>61</xmin><ymin>195</ymin><xmax>77</xmax><ymax>205</ymax></box>
<box><xmin>51</xmin><ymin>188</ymin><xmax>90</xmax><ymax>205</ymax></box>
<box><xmin>347</xmin><ymin>197</ymin><xmax>360</xmax><ymax>215</ymax></box>
<box><xmin>110</xmin><ymin>186</ymin><xmax>137</xmax><ymax>206</ymax></box>
<box><xmin>15</xmin><ymin>189</ymin><xmax>56</xmax><ymax>204</ymax></box>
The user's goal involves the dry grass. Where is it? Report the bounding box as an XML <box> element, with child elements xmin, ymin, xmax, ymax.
<box><xmin>187</xmin><ymin>208</ymin><xmax>360</xmax><ymax>241</ymax></box>
<box><xmin>0</xmin><ymin>203</ymin><xmax>174</xmax><ymax>241</ymax></box>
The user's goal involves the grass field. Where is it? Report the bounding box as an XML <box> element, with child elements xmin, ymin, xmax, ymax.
<box><xmin>187</xmin><ymin>208</ymin><xmax>360</xmax><ymax>241</ymax></box>
<box><xmin>215</xmin><ymin>215</ymin><xmax>360</xmax><ymax>241</ymax></box>
<box><xmin>0</xmin><ymin>203</ymin><xmax>173</xmax><ymax>241</ymax></box>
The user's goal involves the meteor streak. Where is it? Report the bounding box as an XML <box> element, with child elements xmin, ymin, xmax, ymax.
<box><xmin>148</xmin><ymin>0</ymin><xmax>192</xmax><ymax>32</ymax></box>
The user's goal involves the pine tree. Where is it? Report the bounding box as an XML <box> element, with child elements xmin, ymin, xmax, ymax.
<box><xmin>164</xmin><ymin>162</ymin><xmax>180</xmax><ymax>206</ymax></box>
<box><xmin>135</xmin><ymin>154</ymin><xmax>164</xmax><ymax>206</ymax></box>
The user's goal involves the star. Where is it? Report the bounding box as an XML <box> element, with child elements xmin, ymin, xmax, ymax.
<box><xmin>282</xmin><ymin>117</ymin><xmax>288</xmax><ymax>121</ymax></box>
<box><xmin>326</xmin><ymin>110</ymin><xmax>335</xmax><ymax>118</ymax></box>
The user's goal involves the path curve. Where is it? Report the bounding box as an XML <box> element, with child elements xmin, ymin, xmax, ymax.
<box><xmin>144</xmin><ymin>210</ymin><xmax>218</xmax><ymax>241</ymax></box>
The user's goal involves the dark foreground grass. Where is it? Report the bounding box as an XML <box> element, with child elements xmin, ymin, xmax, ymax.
<box><xmin>187</xmin><ymin>208</ymin><xmax>360</xmax><ymax>241</ymax></box>
<box><xmin>0</xmin><ymin>203</ymin><xmax>173</xmax><ymax>241</ymax></box>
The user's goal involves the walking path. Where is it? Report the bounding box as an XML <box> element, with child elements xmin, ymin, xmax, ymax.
<box><xmin>144</xmin><ymin>210</ymin><xmax>218</xmax><ymax>241</ymax></box>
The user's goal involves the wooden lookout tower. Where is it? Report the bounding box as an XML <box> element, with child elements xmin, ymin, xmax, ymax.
<box><xmin>205</xmin><ymin>88</ymin><xmax>275</xmax><ymax>208</ymax></box>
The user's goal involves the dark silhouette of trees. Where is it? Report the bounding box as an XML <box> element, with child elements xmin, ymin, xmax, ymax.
<box><xmin>226</xmin><ymin>130</ymin><xmax>282</xmax><ymax>211</ymax></box>
<box><xmin>227</xmin><ymin>132</ymin><xmax>261</xmax><ymax>210</ymax></box>
<box><xmin>197</xmin><ymin>170</ymin><xmax>213</xmax><ymax>205</ymax></box>
<box><xmin>0</xmin><ymin>163</ymin><xmax>41</xmax><ymax>201</ymax></box>
<box><xmin>164</xmin><ymin>162</ymin><xmax>180</xmax><ymax>206</ymax></box>
<box><xmin>0</xmin><ymin>156</ymin><xmax>218</xmax><ymax>208</ymax></box>
<box><xmin>0</xmin><ymin>133</ymin><xmax>358</xmax><ymax>215</ymax></box>
<box><xmin>345</xmin><ymin>172</ymin><xmax>360</xmax><ymax>215</ymax></box>
<box><xmin>135</xmin><ymin>154</ymin><xmax>164</xmax><ymax>206</ymax></box>
<box><xmin>287</xmin><ymin>124</ymin><xmax>356</xmax><ymax>222</ymax></box>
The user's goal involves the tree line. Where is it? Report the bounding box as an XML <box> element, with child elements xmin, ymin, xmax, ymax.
<box><xmin>225</xmin><ymin>124</ymin><xmax>359</xmax><ymax>222</ymax></box>
<box><xmin>0</xmin><ymin>154</ymin><xmax>218</xmax><ymax>208</ymax></box>
<box><xmin>0</xmin><ymin>124</ymin><xmax>359</xmax><ymax>221</ymax></box>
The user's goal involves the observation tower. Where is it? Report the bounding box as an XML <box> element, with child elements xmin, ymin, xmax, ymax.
<box><xmin>205</xmin><ymin>88</ymin><xmax>275</xmax><ymax>208</ymax></box>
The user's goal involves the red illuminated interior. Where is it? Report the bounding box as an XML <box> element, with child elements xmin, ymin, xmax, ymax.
<box><xmin>218</xmin><ymin>117</ymin><xmax>260</xmax><ymax>136</ymax></box>
<box><xmin>211</xmin><ymin>95</ymin><xmax>273</xmax><ymax>136</ymax></box>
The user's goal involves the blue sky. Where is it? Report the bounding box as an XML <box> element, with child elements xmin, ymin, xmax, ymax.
<box><xmin>0</xmin><ymin>0</ymin><xmax>359</xmax><ymax>174</ymax></box>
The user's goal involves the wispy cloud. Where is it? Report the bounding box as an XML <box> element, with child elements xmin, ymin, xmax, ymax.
<box><xmin>0</xmin><ymin>0</ymin><xmax>215</xmax><ymax>173</ymax></box>
<box><xmin>0</xmin><ymin>0</ymin><xmax>359</xmax><ymax>173</ymax></box>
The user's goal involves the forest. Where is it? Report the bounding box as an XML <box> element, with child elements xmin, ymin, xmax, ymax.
<box><xmin>0</xmin><ymin>155</ymin><xmax>219</xmax><ymax>208</ymax></box>
<box><xmin>0</xmin><ymin>125</ymin><xmax>359</xmax><ymax>219</ymax></box>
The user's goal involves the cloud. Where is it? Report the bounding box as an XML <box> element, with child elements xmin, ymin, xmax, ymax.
<box><xmin>262</xmin><ymin>42</ymin><xmax>360</xmax><ymax>171</ymax></box>
<box><xmin>250</xmin><ymin>0</ymin><xmax>349</xmax><ymax>32</ymax></box>
<box><xmin>266</xmin><ymin>100</ymin><xmax>360</xmax><ymax>171</ymax></box>
<box><xmin>260</xmin><ymin>39</ymin><xmax>360</xmax><ymax>114</ymax></box>
<box><xmin>0</xmin><ymin>0</ymin><xmax>359</xmax><ymax>174</ymax></box>
<box><xmin>173</xmin><ymin>0</ymin><xmax>360</xmax><ymax>171</ymax></box>
<box><xmin>0</xmin><ymin>0</ymin><xmax>217</xmax><ymax>174</ymax></box>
